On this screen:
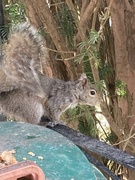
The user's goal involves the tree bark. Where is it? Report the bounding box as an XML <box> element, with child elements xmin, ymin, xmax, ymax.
<box><xmin>22</xmin><ymin>0</ymin><xmax>84</xmax><ymax>80</ymax></box>
<box><xmin>110</xmin><ymin>0</ymin><xmax>135</xmax><ymax>179</ymax></box>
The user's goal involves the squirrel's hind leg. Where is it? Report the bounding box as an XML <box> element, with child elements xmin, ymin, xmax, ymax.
<box><xmin>0</xmin><ymin>89</ymin><xmax>45</xmax><ymax>124</ymax></box>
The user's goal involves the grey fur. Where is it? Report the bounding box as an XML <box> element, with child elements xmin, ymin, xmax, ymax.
<box><xmin>0</xmin><ymin>23</ymin><xmax>100</xmax><ymax>124</ymax></box>
<box><xmin>1</xmin><ymin>22</ymin><xmax>46</xmax><ymax>99</ymax></box>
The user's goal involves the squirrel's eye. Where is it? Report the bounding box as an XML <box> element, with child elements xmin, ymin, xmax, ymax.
<box><xmin>90</xmin><ymin>89</ymin><xmax>96</xmax><ymax>96</ymax></box>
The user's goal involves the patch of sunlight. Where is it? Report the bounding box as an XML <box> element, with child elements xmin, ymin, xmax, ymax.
<box><xmin>95</xmin><ymin>106</ymin><xmax>111</xmax><ymax>142</ymax></box>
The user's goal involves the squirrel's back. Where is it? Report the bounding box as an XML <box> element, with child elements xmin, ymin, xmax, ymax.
<box><xmin>2</xmin><ymin>22</ymin><xmax>46</xmax><ymax>98</ymax></box>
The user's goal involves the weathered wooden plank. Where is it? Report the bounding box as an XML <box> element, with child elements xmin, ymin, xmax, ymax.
<box><xmin>48</xmin><ymin>124</ymin><xmax>135</xmax><ymax>170</ymax></box>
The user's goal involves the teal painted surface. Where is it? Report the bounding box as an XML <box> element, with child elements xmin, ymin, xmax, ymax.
<box><xmin>0</xmin><ymin>122</ymin><xmax>106</xmax><ymax>180</ymax></box>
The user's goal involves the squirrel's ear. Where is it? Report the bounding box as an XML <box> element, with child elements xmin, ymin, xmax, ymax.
<box><xmin>77</xmin><ymin>73</ymin><xmax>88</xmax><ymax>90</ymax></box>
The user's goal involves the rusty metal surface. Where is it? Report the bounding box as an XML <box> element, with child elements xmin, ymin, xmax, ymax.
<box><xmin>0</xmin><ymin>160</ymin><xmax>45</xmax><ymax>180</ymax></box>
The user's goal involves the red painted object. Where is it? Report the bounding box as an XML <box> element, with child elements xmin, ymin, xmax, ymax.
<box><xmin>0</xmin><ymin>160</ymin><xmax>45</xmax><ymax>180</ymax></box>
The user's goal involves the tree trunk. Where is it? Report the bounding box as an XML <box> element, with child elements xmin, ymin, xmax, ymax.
<box><xmin>22</xmin><ymin>0</ymin><xmax>83</xmax><ymax>80</ymax></box>
<box><xmin>110</xmin><ymin>0</ymin><xmax>135</xmax><ymax>179</ymax></box>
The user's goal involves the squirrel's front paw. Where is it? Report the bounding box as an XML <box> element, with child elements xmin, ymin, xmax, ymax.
<box><xmin>46</xmin><ymin>121</ymin><xmax>58</xmax><ymax>127</ymax></box>
<box><xmin>46</xmin><ymin>120</ymin><xmax>65</xmax><ymax>127</ymax></box>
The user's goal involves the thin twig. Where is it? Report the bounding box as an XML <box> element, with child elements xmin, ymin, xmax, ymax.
<box><xmin>114</xmin><ymin>124</ymin><xmax>135</xmax><ymax>175</ymax></box>
<box><xmin>45</xmin><ymin>47</ymin><xmax>75</xmax><ymax>54</ymax></box>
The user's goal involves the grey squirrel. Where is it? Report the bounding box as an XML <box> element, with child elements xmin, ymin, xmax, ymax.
<box><xmin>0</xmin><ymin>22</ymin><xmax>100</xmax><ymax>124</ymax></box>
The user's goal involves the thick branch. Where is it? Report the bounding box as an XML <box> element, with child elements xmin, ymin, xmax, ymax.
<box><xmin>65</xmin><ymin>0</ymin><xmax>86</xmax><ymax>41</ymax></box>
<box><xmin>80</xmin><ymin>0</ymin><xmax>97</xmax><ymax>32</ymax></box>
<box><xmin>92</xmin><ymin>0</ymin><xmax>102</xmax><ymax>30</ymax></box>
<box><xmin>80</xmin><ymin>0</ymin><xmax>90</xmax><ymax>18</ymax></box>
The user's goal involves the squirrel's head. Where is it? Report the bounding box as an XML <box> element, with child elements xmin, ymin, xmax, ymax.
<box><xmin>75</xmin><ymin>74</ymin><xmax>100</xmax><ymax>106</ymax></box>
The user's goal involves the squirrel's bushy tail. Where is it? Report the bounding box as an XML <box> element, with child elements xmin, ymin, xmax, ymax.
<box><xmin>2</xmin><ymin>22</ymin><xmax>46</xmax><ymax>98</ymax></box>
